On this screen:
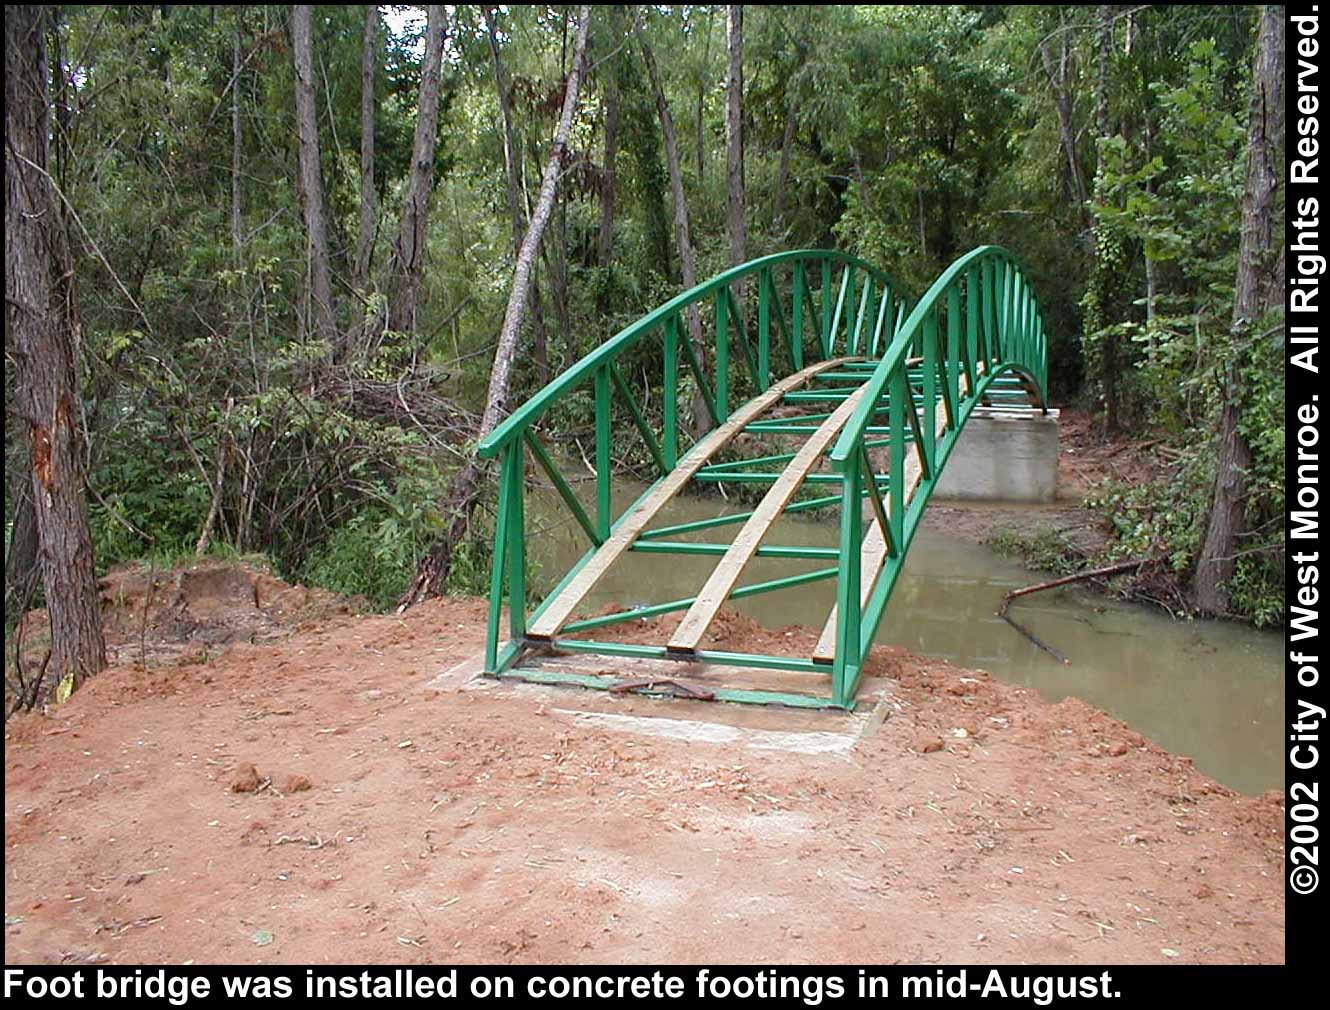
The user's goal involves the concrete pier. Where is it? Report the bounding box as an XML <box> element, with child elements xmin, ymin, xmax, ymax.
<box><xmin>933</xmin><ymin>406</ymin><xmax>1060</xmax><ymax>503</ymax></box>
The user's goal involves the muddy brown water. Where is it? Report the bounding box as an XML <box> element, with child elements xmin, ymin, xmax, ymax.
<box><xmin>525</xmin><ymin>480</ymin><xmax>1282</xmax><ymax>795</ymax></box>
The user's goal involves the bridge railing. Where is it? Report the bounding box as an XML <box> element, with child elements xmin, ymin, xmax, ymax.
<box><xmin>825</xmin><ymin>245</ymin><xmax>1048</xmax><ymax>706</ymax></box>
<box><xmin>475</xmin><ymin>249</ymin><xmax>909</xmax><ymax>673</ymax></box>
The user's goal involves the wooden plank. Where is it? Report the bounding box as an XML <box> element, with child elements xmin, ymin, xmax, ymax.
<box><xmin>813</xmin><ymin>363</ymin><xmax>984</xmax><ymax>662</ymax></box>
<box><xmin>668</xmin><ymin>384</ymin><xmax>871</xmax><ymax>653</ymax></box>
<box><xmin>527</xmin><ymin>358</ymin><xmax>858</xmax><ymax>640</ymax></box>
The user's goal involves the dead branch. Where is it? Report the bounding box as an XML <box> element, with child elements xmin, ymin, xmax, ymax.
<box><xmin>997</xmin><ymin>559</ymin><xmax>1149</xmax><ymax>665</ymax></box>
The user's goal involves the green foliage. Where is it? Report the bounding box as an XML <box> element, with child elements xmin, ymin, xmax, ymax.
<box><xmin>299</xmin><ymin>466</ymin><xmax>440</xmax><ymax>610</ymax></box>
<box><xmin>1075</xmin><ymin>32</ymin><xmax>1284</xmax><ymax>623</ymax></box>
<box><xmin>1086</xmin><ymin>454</ymin><xmax>1212</xmax><ymax>574</ymax></box>
<box><xmin>987</xmin><ymin>526</ymin><xmax>1083</xmax><ymax>577</ymax></box>
<box><xmin>3</xmin><ymin>4</ymin><xmax>1280</xmax><ymax>632</ymax></box>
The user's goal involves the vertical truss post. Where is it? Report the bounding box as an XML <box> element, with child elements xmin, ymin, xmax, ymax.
<box><xmin>715</xmin><ymin>287</ymin><xmax>730</xmax><ymax>421</ymax></box>
<box><xmin>965</xmin><ymin>265</ymin><xmax>979</xmax><ymax>390</ymax></box>
<box><xmin>595</xmin><ymin>363</ymin><xmax>612</xmax><ymax>540</ymax></box>
<box><xmin>922</xmin><ymin>308</ymin><xmax>938</xmax><ymax>461</ymax></box>
<box><xmin>484</xmin><ymin>444</ymin><xmax>513</xmax><ymax>672</ymax></box>
<box><xmin>946</xmin><ymin>286</ymin><xmax>961</xmax><ymax>422</ymax></box>
<box><xmin>1001</xmin><ymin>260</ymin><xmax>1014</xmax><ymax>349</ymax></box>
<box><xmin>820</xmin><ymin>259</ymin><xmax>833</xmax><ymax>359</ymax></box>
<box><xmin>870</xmin><ymin>286</ymin><xmax>892</xmax><ymax>358</ymax></box>
<box><xmin>663</xmin><ymin>316</ymin><xmax>679</xmax><ymax>469</ymax></box>
<box><xmin>833</xmin><ymin>459</ymin><xmax>863</xmax><ymax>708</ymax></box>
<box><xmin>505</xmin><ymin>443</ymin><xmax>527</xmax><ymax>641</ymax></box>
<box><xmin>757</xmin><ymin>266</ymin><xmax>772</xmax><ymax>391</ymax></box>
<box><xmin>792</xmin><ymin>262</ymin><xmax>806</xmax><ymax>371</ymax></box>
<box><xmin>1023</xmin><ymin>284</ymin><xmax>1033</xmax><ymax>359</ymax></box>
<box><xmin>842</xmin><ymin>267</ymin><xmax>856</xmax><ymax>355</ymax></box>
<box><xmin>984</xmin><ymin>256</ymin><xmax>998</xmax><ymax>368</ymax></box>
<box><xmin>888</xmin><ymin>364</ymin><xmax>905</xmax><ymax>546</ymax></box>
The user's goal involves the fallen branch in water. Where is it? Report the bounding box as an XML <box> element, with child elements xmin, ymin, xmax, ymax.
<box><xmin>997</xmin><ymin>559</ymin><xmax>1150</xmax><ymax>665</ymax></box>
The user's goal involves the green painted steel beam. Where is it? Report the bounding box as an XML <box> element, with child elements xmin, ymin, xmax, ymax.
<box><xmin>744</xmin><ymin>422</ymin><xmax>910</xmax><ymax>436</ymax></box>
<box><xmin>745</xmin><ymin>405</ymin><xmax>893</xmax><ymax>428</ymax></box>
<box><xmin>636</xmin><ymin>492</ymin><xmax>849</xmax><ymax>542</ymax></box>
<box><xmin>694</xmin><ymin>471</ymin><xmax>891</xmax><ymax>486</ymax></box>
<box><xmin>541</xmin><ymin>637</ymin><xmax>830</xmax><ymax>676</ymax></box>
<box><xmin>559</xmin><ymin>564</ymin><xmax>838</xmax><ymax>635</ymax></box>
<box><xmin>630</xmin><ymin>541</ymin><xmax>838</xmax><ymax>560</ymax></box>
<box><xmin>524</xmin><ymin>430</ymin><xmax>601</xmax><ymax>548</ymax></box>
<box><xmin>492</xmin><ymin>667</ymin><xmax>843</xmax><ymax>710</ymax></box>
<box><xmin>478</xmin><ymin>249</ymin><xmax>905</xmax><ymax>459</ymax></box>
<box><xmin>695</xmin><ymin>448</ymin><xmax>803</xmax><ymax>475</ymax></box>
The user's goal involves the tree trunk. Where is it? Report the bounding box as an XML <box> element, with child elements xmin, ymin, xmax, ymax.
<box><xmin>354</xmin><ymin>5</ymin><xmax>378</xmax><ymax>294</ymax></box>
<box><xmin>1038</xmin><ymin>30</ymin><xmax>1090</xmax><ymax>218</ymax></box>
<box><xmin>387</xmin><ymin>5</ymin><xmax>446</xmax><ymax>338</ymax></box>
<box><xmin>1193</xmin><ymin>5</ymin><xmax>1284</xmax><ymax>615</ymax></box>
<box><xmin>290</xmin><ymin>5</ymin><xmax>337</xmax><ymax>351</ymax></box>
<box><xmin>772</xmin><ymin>100</ymin><xmax>796</xmax><ymax>231</ymax></box>
<box><xmin>228</xmin><ymin>10</ymin><xmax>248</xmax><ymax>370</ymax></box>
<box><xmin>5</xmin><ymin>459</ymin><xmax>39</xmax><ymax>622</ymax></box>
<box><xmin>724</xmin><ymin>5</ymin><xmax>746</xmax><ymax>272</ymax></box>
<box><xmin>400</xmin><ymin>5</ymin><xmax>593</xmax><ymax>607</ymax></box>
<box><xmin>639</xmin><ymin>27</ymin><xmax>711</xmax><ymax>432</ymax></box>
<box><xmin>6</xmin><ymin>5</ymin><xmax>106</xmax><ymax>694</ymax></box>
<box><xmin>696</xmin><ymin>8</ymin><xmax>711</xmax><ymax>185</ymax></box>
<box><xmin>597</xmin><ymin>33</ymin><xmax>619</xmax><ymax>271</ymax></box>
<box><xmin>484</xmin><ymin>6</ymin><xmax>551</xmax><ymax>377</ymax></box>
<box><xmin>487</xmin><ymin>7</ymin><xmax>523</xmax><ymax>257</ymax></box>
<box><xmin>231</xmin><ymin>18</ymin><xmax>244</xmax><ymax>257</ymax></box>
<box><xmin>1088</xmin><ymin>4</ymin><xmax>1121</xmax><ymax>434</ymax></box>
<box><xmin>476</xmin><ymin>4</ymin><xmax>590</xmax><ymax>439</ymax></box>
<box><xmin>1094</xmin><ymin>6</ymin><xmax>1112</xmax><ymax>140</ymax></box>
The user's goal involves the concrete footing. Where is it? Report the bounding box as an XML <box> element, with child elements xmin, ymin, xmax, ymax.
<box><xmin>934</xmin><ymin>406</ymin><xmax>1060</xmax><ymax>503</ymax></box>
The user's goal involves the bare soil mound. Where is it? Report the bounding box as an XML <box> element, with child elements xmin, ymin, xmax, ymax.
<box><xmin>11</xmin><ymin>561</ymin><xmax>360</xmax><ymax>682</ymax></box>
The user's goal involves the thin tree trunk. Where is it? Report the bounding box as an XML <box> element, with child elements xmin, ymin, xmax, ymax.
<box><xmin>1194</xmin><ymin>5</ymin><xmax>1284</xmax><ymax>615</ymax></box>
<box><xmin>1142</xmin><ymin>115</ymin><xmax>1157</xmax><ymax>358</ymax></box>
<box><xmin>195</xmin><ymin>396</ymin><xmax>234</xmax><ymax>555</ymax></box>
<box><xmin>484</xmin><ymin>6</ymin><xmax>551</xmax><ymax>377</ymax></box>
<box><xmin>6</xmin><ymin>5</ymin><xmax>106</xmax><ymax>695</ymax></box>
<box><xmin>487</xmin><ymin>6</ymin><xmax>523</xmax><ymax>257</ymax></box>
<box><xmin>597</xmin><ymin>51</ymin><xmax>620</xmax><ymax>271</ymax></box>
<box><xmin>387</xmin><ymin>5</ymin><xmax>446</xmax><ymax>338</ymax></box>
<box><xmin>5</xmin><ymin>458</ymin><xmax>39</xmax><ymax>623</ymax></box>
<box><xmin>772</xmin><ymin>100</ymin><xmax>796</xmax><ymax>230</ymax></box>
<box><xmin>400</xmin><ymin>5</ymin><xmax>593</xmax><ymax>607</ymax></box>
<box><xmin>231</xmin><ymin>19</ymin><xmax>244</xmax><ymax>256</ymax></box>
<box><xmin>354</xmin><ymin>5</ymin><xmax>378</xmax><ymax>295</ymax></box>
<box><xmin>291</xmin><ymin>5</ymin><xmax>337</xmax><ymax>350</ymax></box>
<box><xmin>1089</xmin><ymin>4</ymin><xmax>1120</xmax><ymax>434</ymax></box>
<box><xmin>228</xmin><ymin>8</ymin><xmax>247</xmax><ymax>452</ymax></box>
<box><xmin>639</xmin><ymin>27</ymin><xmax>711</xmax><ymax>432</ymax></box>
<box><xmin>476</xmin><ymin>4</ymin><xmax>590</xmax><ymax>439</ymax></box>
<box><xmin>1038</xmin><ymin>32</ymin><xmax>1090</xmax><ymax>217</ymax></box>
<box><xmin>724</xmin><ymin>5</ymin><xmax>746</xmax><ymax>272</ymax></box>
<box><xmin>696</xmin><ymin>9</ymin><xmax>711</xmax><ymax>185</ymax></box>
<box><xmin>1094</xmin><ymin>6</ymin><xmax>1112</xmax><ymax>141</ymax></box>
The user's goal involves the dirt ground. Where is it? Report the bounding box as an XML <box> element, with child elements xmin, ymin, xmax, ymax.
<box><xmin>4</xmin><ymin>560</ymin><xmax>1285</xmax><ymax>965</ymax></box>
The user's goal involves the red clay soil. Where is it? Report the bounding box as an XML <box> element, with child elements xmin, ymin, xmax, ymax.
<box><xmin>4</xmin><ymin>570</ymin><xmax>1284</xmax><ymax>965</ymax></box>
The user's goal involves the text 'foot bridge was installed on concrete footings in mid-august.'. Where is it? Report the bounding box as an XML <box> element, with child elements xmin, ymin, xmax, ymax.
<box><xmin>475</xmin><ymin>246</ymin><xmax>1049</xmax><ymax>710</ymax></box>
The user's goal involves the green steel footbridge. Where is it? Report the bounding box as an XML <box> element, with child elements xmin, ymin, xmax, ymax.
<box><xmin>476</xmin><ymin>246</ymin><xmax>1048</xmax><ymax>710</ymax></box>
